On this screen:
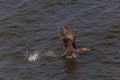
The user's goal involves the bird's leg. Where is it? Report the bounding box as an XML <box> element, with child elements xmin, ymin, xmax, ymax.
<box><xmin>61</xmin><ymin>51</ymin><xmax>72</xmax><ymax>58</ymax></box>
<box><xmin>61</xmin><ymin>51</ymin><xmax>73</xmax><ymax>58</ymax></box>
<box><xmin>60</xmin><ymin>51</ymin><xmax>68</xmax><ymax>57</ymax></box>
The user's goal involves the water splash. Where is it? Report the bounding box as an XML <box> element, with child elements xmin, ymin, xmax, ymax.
<box><xmin>45</xmin><ymin>51</ymin><xmax>58</xmax><ymax>57</ymax></box>
<box><xmin>72</xmin><ymin>53</ymin><xmax>78</xmax><ymax>58</ymax></box>
<box><xmin>26</xmin><ymin>50</ymin><xmax>58</xmax><ymax>62</ymax></box>
<box><xmin>27</xmin><ymin>51</ymin><xmax>40</xmax><ymax>62</ymax></box>
<box><xmin>65</xmin><ymin>53</ymin><xmax>78</xmax><ymax>59</ymax></box>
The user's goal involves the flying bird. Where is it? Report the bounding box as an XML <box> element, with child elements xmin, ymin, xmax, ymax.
<box><xmin>58</xmin><ymin>26</ymin><xmax>90</xmax><ymax>58</ymax></box>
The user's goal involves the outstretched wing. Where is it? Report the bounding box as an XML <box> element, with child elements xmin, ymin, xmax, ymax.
<box><xmin>58</xmin><ymin>26</ymin><xmax>76</xmax><ymax>49</ymax></box>
<box><xmin>63</xmin><ymin>26</ymin><xmax>76</xmax><ymax>43</ymax></box>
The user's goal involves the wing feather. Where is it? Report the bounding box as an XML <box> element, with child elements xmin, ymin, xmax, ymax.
<box><xmin>58</xmin><ymin>31</ymin><xmax>69</xmax><ymax>47</ymax></box>
<box><xmin>63</xmin><ymin>26</ymin><xmax>76</xmax><ymax>43</ymax></box>
<box><xmin>58</xmin><ymin>26</ymin><xmax>76</xmax><ymax>49</ymax></box>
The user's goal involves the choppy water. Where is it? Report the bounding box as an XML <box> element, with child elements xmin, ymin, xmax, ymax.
<box><xmin>0</xmin><ymin>0</ymin><xmax>120</xmax><ymax>80</ymax></box>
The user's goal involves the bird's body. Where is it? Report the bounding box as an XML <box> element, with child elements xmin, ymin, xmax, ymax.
<box><xmin>58</xmin><ymin>26</ymin><xmax>90</xmax><ymax>58</ymax></box>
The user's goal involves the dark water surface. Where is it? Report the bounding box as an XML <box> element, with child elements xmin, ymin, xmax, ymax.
<box><xmin>0</xmin><ymin>0</ymin><xmax>120</xmax><ymax>80</ymax></box>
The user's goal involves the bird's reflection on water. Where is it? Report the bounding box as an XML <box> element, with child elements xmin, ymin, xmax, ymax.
<box><xmin>63</xmin><ymin>59</ymin><xmax>80</xmax><ymax>80</ymax></box>
<box><xmin>64</xmin><ymin>59</ymin><xmax>77</xmax><ymax>74</ymax></box>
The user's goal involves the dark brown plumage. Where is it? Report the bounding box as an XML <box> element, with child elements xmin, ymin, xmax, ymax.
<box><xmin>58</xmin><ymin>26</ymin><xmax>90</xmax><ymax>58</ymax></box>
